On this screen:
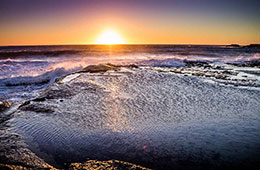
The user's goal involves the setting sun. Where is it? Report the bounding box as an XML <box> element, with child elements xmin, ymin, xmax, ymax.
<box><xmin>94</xmin><ymin>30</ymin><xmax>125</xmax><ymax>45</ymax></box>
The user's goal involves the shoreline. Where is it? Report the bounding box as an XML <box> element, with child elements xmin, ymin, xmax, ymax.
<box><xmin>1</xmin><ymin>64</ymin><xmax>260</xmax><ymax>169</ymax></box>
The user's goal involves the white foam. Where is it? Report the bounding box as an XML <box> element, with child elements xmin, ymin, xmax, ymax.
<box><xmin>61</xmin><ymin>73</ymin><xmax>81</xmax><ymax>83</ymax></box>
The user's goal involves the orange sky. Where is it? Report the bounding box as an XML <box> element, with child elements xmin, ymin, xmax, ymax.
<box><xmin>0</xmin><ymin>0</ymin><xmax>259</xmax><ymax>46</ymax></box>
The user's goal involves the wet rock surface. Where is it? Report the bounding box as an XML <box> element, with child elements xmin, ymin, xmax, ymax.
<box><xmin>0</xmin><ymin>123</ymin><xmax>56</xmax><ymax>169</ymax></box>
<box><xmin>79</xmin><ymin>64</ymin><xmax>119</xmax><ymax>73</ymax></box>
<box><xmin>1</xmin><ymin>66</ymin><xmax>260</xmax><ymax>169</ymax></box>
<box><xmin>0</xmin><ymin>102</ymin><xmax>12</xmax><ymax>113</ymax></box>
<box><xmin>148</xmin><ymin>61</ymin><xmax>260</xmax><ymax>89</ymax></box>
<box><xmin>19</xmin><ymin>102</ymin><xmax>55</xmax><ymax>113</ymax></box>
<box><xmin>69</xmin><ymin>160</ymin><xmax>149</xmax><ymax>170</ymax></box>
<box><xmin>151</xmin><ymin>61</ymin><xmax>236</xmax><ymax>81</ymax></box>
<box><xmin>0</xmin><ymin>113</ymin><xmax>149</xmax><ymax>170</ymax></box>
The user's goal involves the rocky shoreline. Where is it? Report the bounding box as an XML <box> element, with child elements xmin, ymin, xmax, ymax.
<box><xmin>1</xmin><ymin>63</ymin><xmax>260</xmax><ymax>169</ymax></box>
<box><xmin>0</xmin><ymin>64</ymin><xmax>150</xmax><ymax>170</ymax></box>
<box><xmin>0</xmin><ymin>160</ymin><xmax>149</xmax><ymax>170</ymax></box>
<box><xmin>0</xmin><ymin>121</ymin><xmax>149</xmax><ymax>170</ymax></box>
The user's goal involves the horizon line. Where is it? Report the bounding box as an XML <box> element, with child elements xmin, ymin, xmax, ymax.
<box><xmin>0</xmin><ymin>43</ymin><xmax>257</xmax><ymax>47</ymax></box>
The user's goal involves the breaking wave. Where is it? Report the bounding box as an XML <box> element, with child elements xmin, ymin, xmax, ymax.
<box><xmin>0</xmin><ymin>67</ymin><xmax>81</xmax><ymax>101</ymax></box>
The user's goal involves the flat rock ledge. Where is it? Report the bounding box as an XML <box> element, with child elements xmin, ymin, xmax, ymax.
<box><xmin>69</xmin><ymin>160</ymin><xmax>150</xmax><ymax>170</ymax></box>
<box><xmin>78</xmin><ymin>63</ymin><xmax>138</xmax><ymax>73</ymax></box>
<box><xmin>79</xmin><ymin>63</ymin><xmax>119</xmax><ymax>73</ymax></box>
<box><xmin>0</xmin><ymin>160</ymin><xmax>149</xmax><ymax>170</ymax></box>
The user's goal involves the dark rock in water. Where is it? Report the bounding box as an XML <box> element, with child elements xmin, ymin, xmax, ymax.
<box><xmin>128</xmin><ymin>64</ymin><xmax>138</xmax><ymax>68</ymax></box>
<box><xmin>69</xmin><ymin>160</ymin><xmax>150</xmax><ymax>170</ymax></box>
<box><xmin>80</xmin><ymin>64</ymin><xmax>119</xmax><ymax>73</ymax></box>
<box><xmin>184</xmin><ymin>60</ymin><xmax>210</xmax><ymax>67</ymax></box>
<box><xmin>79</xmin><ymin>63</ymin><xmax>137</xmax><ymax>74</ymax></box>
<box><xmin>231</xmin><ymin>60</ymin><xmax>260</xmax><ymax>67</ymax></box>
<box><xmin>215</xmin><ymin>74</ymin><xmax>228</xmax><ymax>79</ymax></box>
<box><xmin>123</xmin><ymin>64</ymin><xmax>139</xmax><ymax>68</ymax></box>
<box><xmin>227</xmin><ymin>44</ymin><xmax>241</xmax><ymax>48</ymax></box>
<box><xmin>0</xmin><ymin>102</ymin><xmax>12</xmax><ymax>113</ymax></box>
<box><xmin>243</xmin><ymin>44</ymin><xmax>260</xmax><ymax>49</ymax></box>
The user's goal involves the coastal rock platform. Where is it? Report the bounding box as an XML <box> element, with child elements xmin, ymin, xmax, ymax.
<box><xmin>1</xmin><ymin>64</ymin><xmax>260</xmax><ymax>169</ymax></box>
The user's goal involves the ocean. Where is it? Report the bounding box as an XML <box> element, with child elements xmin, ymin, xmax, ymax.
<box><xmin>1</xmin><ymin>45</ymin><xmax>259</xmax><ymax>102</ymax></box>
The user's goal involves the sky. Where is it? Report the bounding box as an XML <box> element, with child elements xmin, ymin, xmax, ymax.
<box><xmin>0</xmin><ymin>0</ymin><xmax>259</xmax><ymax>45</ymax></box>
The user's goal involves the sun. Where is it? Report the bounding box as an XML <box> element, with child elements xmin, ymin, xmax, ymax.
<box><xmin>94</xmin><ymin>30</ymin><xmax>125</xmax><ymax>45</ymax></box>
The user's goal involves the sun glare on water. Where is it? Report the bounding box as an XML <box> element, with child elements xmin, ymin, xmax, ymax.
<box><xmin>95</xmin><ymin>30</ymin><xmax>125</xmax><ymax>45</ymax></box>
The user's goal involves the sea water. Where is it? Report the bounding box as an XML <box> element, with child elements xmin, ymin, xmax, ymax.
<box><xmin>1</xmin><ymin>45</ymin><xmax>259</xmax><ymax>101</ymax></box>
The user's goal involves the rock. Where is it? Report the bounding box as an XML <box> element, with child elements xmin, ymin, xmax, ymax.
<box><xmin>0</xmin><ymin>160</ymin><xmax>149</xmax><ymax>170</ymax></box>
<box><xmin>184</xmin><ymin>61</ymin><xmax>210</xmax><ymax>67</ymax></box>
<box><xmin>41</xmin><ymin>84</ymin><xmax>79</xmax><ymax>99</ymax></box>
<box><xmin>231</xmin><ymin>60</ymin><xmax>260</xmax><ymax>67</ymax></box>
<box><xmin>243</xmin><ymin>44</ymin><xmax>260</xmax><ymax>49</ymax></box>
<box><xmin>18</xmin><ymin>101</ymin><xmax>30</xmax><ymax>108</ymax></box>
<box><xmin>0</xmin><ymin>163</ymin><xmax>56</xmax><ymax>170</ymax></box>
<box><xmin>68</xmin><ymin>160</ymin><xmax>150</xmax><ymax>170</ymax></box>
<box><xmin>0</xmin><ymin>130</ymin><xmax>56</xmax><ymax>170</ymax></box>
<box><xmin>215</xmin><ymin>66</ymin><xmax>222</xmax><ymax>69</ymax></box>
<box><xmin>227</xmin><ymin>44</ymin><xmax>241</xmax><ymax>48</ymax></box>
<box><xmin>127</xmin><ymin>64</ymin><xmax>139</xmax><ymax>68</ymax></box>
<box><xmin>80</xmin><ymin>64</ymin><xmax>119</xmax><ymax>73</ymax></box>
<box><xmin>1</xmin><ymin>106</ymin><xmax>148</xmax><ymax>170</ymax></box>
<box><xmin>19</xmin><ymin>103</ymin><xmax>54</xmax><ymax>113</ymax></box>
<box><xmin>215</xmin><ymin>74</ymin><xmax>227</xmax><ymax>79</ymax></box>
<box><xmin>0</xmin><ymin>102</ymin><xmax>12</xmax><ymax>113</ymax></box>
<box><xmin>3</xmin><ymin>67</ymin><xmax>260</xmax><ymax>170</ymax></box>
